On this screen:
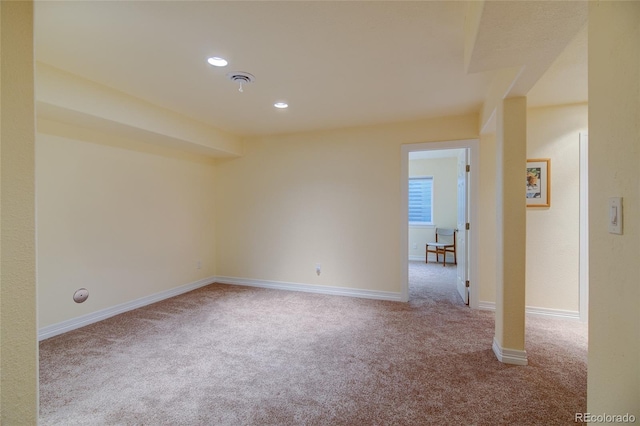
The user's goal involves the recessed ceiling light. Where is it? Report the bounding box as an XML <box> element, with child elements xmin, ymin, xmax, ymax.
<box><xmin>207</xmin><ymin>57</ymin><xmax>228</xmax><ymax>67</ymax></box>
<box><xmin>274</xmin><ymin>102</ymin><xmax>288</xmax><ymax>109</ymax></box>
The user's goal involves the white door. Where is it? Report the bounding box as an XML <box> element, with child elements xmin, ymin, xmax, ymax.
<box><xmin>456</xmin><ymin>149</ymin><xmax>469</xmax><ymax>304</ymax></box>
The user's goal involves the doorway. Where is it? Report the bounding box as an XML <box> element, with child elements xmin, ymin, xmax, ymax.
<box><xmin>400</xmin><ymin>139</ymin><xmax>479</xmax><ymax>307</ymax></box>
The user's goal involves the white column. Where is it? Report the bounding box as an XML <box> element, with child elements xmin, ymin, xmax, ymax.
<box><xmin>493</xmin><ymin>96</ymin><xmax>528</xmax><ymax>365</ymax></box>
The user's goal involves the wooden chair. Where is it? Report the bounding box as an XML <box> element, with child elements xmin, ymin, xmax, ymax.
<box><xmin>425</xmin><ymin>228</ymin><xmax>457</xmax><ymax>266</ymax></box>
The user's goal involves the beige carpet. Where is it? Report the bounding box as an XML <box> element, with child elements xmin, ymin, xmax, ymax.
<box><xmin>39</xmin><ymin>262</ymin><xmax>587</xmax><ymax>425</ymax></box>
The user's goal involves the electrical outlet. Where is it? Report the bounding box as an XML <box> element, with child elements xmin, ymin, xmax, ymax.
<box><xmin>412</xmin><ymin>243</ymin><xmax>418</xmax><ymax>249</ymax></box>
<box><xmin>197</xmin><ymin>260</ymin><xmax>202</xmax><ymax>269</ymax></box>
<box><xmin>315</xmin><ymin>263</ymin><xmax>321</xmax><ymax>276</ymax></box>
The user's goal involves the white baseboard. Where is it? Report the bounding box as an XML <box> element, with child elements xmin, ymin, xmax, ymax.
<box><xmin>215</xmin><ymin>276</ymin><xmax>403</xmax><ymax>302</ymax></box>
<box><xmin>38</xmin><ymin>276</ymin><xmax>216</xmax><ymax>341</ymax></box>
<box><xmin>492</xmin><ymin>337</ymin><xmax>528</xmax><ymax>365</ymax></box>
<box><xmin>478</xmin><ymin>301</ymin><xmax>496</xmax><ymax>311</ymax></box>
<box><xmin>477</xmin><ymin>301</ymin><xmax>580</xmax><ymax>320</ymax></box>
<box><xmin>525</xmin><ymin>306</ymin><xmax>581</xmax><ymax>320</ymax></box>
<box><xmin>409</xmin><ymin>254</ymin><xmax>456</xmax><ymax>263</ymax></box>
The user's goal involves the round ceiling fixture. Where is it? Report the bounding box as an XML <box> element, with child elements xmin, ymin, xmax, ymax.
<box><xmin>226</xmin><ymin>71</ymin><xmax>255</xmax><ymax>92</ymax></box>
<box><xmin>207</xmin><ymin>56</ymin><xmax>228</xmax><ymax>67</ymax></box>
<box><xmin>274</xmin><ymin>102</ymin><xmax>288</xmax><ymax>109</ymax></box>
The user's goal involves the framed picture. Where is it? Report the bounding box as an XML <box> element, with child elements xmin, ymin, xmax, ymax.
<box><xmin>526</xmin><ymin>158</ymin><xmax>550</xmax><ymax>207</ymax></box>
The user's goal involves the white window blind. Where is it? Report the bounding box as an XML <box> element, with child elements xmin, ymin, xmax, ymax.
<box><xmin>408</xmin><ymin>177</ymin><xmax>433</xmax><ymax>224</ymax></box>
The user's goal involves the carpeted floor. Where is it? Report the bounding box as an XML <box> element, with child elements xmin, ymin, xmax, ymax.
<box><xmin>39</xmin><ymin>262</ymin><xmax>587</xmax><ymax>425</ymax></box>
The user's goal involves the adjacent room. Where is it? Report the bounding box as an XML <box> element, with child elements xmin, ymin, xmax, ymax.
<box><xmin>1</xmin><ymin>0</ymin><xmax>638</xmax><ymax>424</ymax></box>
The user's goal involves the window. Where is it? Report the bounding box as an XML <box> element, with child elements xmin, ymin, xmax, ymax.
<box><xmin>408</xmin><ymin>176</ymin><xmax>433</xmax><ymax>224</ymax></box>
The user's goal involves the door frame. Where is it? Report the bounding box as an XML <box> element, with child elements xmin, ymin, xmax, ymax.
<box><xmin>456</xmin><ymin>148</ymin><xmax>470</xmax><ymax>304</ymax></box>
<box><xmin>400</xmin><ymin>139</ymin><xmax>480</xmax><ymax>308</ymax></box>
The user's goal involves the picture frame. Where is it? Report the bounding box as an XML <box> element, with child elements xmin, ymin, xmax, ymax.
<box><xmin>526</xmin><ymin>158</ymin><xmax>550</xmax><ymax>207</ymax></box>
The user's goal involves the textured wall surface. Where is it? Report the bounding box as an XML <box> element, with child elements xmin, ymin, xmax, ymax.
<box><xmin>587</xmin><ymin>1</ymin><xmax>640</xmax><ymax>414</ymax></box>
<box><xmin>215</xmin><ymin>115</ymin><xmax>478</xmax><ymax>293</ymax></box>
<box><xmin>480</xmin><ymin>104</ymin><xmax>588</xmax><ymax>314</ymax></box>
<box><xmin>526</xmin><ymin>104</ymin><xmax>587</xmax><ymax>313</ymax></box>
<box><xmin>0</xmin><ymin>1</ymin><xmax>38</xmax><ymax>423</ymax></box>
<box><xmin>37</xmin><ymin>121</ymin><xmax>217</xmax><ymax>328</ymax></box>
<box><xmin>478</xmin><ymin>133</ymin><xmax>497</xmax><ymax>304</ymax></box>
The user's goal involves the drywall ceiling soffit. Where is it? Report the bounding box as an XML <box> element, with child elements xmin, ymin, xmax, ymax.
<box><xmin>466</xmin><ymin>1</ymin><xmax>588</xmax><ymax>97</ymax></box>
<box><xmin>37</xmin><ymin>101</ymin><xmax>240</xmax><ymax>159</ymax></box>
<box><xmin>35</xmin><ymin>63</ymin><xmax>243</xmax><ymax>157</ymax></box>
<box><xmin>527</xmin><ymin>23</ymin><xmax>588</xmax><ymax>108</ymax></box>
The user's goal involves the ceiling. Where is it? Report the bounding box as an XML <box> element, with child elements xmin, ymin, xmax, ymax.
<box><xmin>34</xmin><ymin>1</ymin><xmax>587</xmax><ymax>137</ymax></box>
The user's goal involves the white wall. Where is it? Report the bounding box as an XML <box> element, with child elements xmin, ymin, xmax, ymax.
<box><xmin>478</xmin><ymin>104</ymin><xmax>587</xmax><ymax>316</ymax></box>
<box><xmin>214</xmin><ymin>115</ymin><xmax>478</xmax><ymax>294</ymax></box>
<box><xmin>37</xmin><ymin>120</ymin><xmax>217</xmax><ymax>328</ymax></box>
<box><xmin>587</xmin><ymin>1</ymin><xmax>639</xmax><ymax>413</ymax></box>
<box><xmin>526</xmin><ymin>104</ymin><xmax>587</xmax><ymax>314</ymax></box>
<box><xmin>478</xmin><ymin>133</ymin><xmax>497</xmax><ymax>305</ymax></box>
<box><xmin>408</xmin><ymin>157</ymin><xmax>458</xmax><ymax>261</ymax></box>
<box><xmin>35</xmin><ymin>114</ymin><xmax>478</xmax><ymax>330</ymax></box>
<box><xmin>35</xmin><ymin>103</ymin><xmax>587</xmax><ymax>330</ymax></box>
<box><xmin>0</xmin><ymin>1</ymin><xmax>38</xmax><ymax>422</ymax></box>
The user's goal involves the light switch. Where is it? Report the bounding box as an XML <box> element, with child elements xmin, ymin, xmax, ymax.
<box><xmin>609</xmin><ymin>197</ymin><xmax>622</xmax><ymax>235</ymax></box>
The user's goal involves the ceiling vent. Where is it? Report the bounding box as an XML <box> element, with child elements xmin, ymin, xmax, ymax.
<box><xmin>226</xmin><ymin>71</ymin><xmax>255</xmax><ymax>92</ymax></box>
